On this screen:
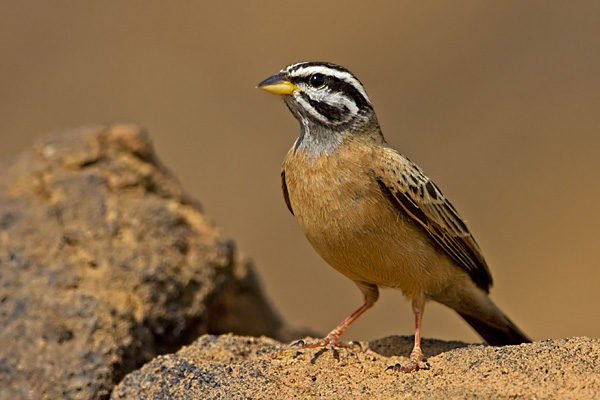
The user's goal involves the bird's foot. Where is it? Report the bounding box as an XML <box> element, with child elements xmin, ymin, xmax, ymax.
<box><xmin>385</xmin><ymin>360</ymin><xmax>431</xmax><ymax>373</ymax></box>
<box><xmin>385</xmin><ymin>347</ymin><xmax>430</xmax><ymax>373</ymax></box>
<box><xmin>291</xmin><ymin>334</ymin><xmax>360</xmax><ymax>350</ymax></box>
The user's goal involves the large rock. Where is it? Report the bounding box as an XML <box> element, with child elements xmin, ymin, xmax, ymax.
<box><xmin>0</xmin><ymin>124</ymin><xmax>305</xmax><ymax>400</ymax></box>
<box><xmin>111</xmin><ymin>334</ymin><xmax>600</xmax><ymax>399</ymax></box>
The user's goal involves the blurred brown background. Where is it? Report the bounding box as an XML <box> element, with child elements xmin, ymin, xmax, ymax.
<box><xmin>1</xmin><ymin>1</ymin><xmax>598</xmax><ymax>343</ymax></box>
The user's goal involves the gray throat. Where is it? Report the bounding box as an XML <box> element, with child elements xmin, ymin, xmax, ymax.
<box><xmin>293</xmin><ymin>121</ymin><xmax>344</xmax><ymax>160</ymax></box>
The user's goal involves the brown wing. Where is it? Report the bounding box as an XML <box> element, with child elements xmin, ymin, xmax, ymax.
<box><xmin>376</xmin><ymin>148</ymin><xmax>492</xmax><ymax>292</ymax></box>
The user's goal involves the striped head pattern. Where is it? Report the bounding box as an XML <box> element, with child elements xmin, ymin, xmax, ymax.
<box><xmin>258</xmin><ymin>62</ymin><xmax>378</xmax><ymax>133</ymax></box>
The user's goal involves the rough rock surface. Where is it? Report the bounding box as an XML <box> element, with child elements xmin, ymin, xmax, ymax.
<box><xmin>0</xmin><ymin>124</ymin><xmax>306</xmax><ymax>400</ymax></box>
<box><xmin>112</xmin><ymin>334</ymin><xmax>600</xmax><ymax>399</ymax></box>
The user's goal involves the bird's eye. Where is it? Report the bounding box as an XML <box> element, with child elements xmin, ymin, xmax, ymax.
<box><xmin>310</xmin><ymin>73</ymin><xmax>325</xmax><ymax>88</ymax></box>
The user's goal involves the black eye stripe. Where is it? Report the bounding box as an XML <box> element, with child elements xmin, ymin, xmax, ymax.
<box><xmin>327</xmin><ymin>78</ymin><xmax>370</xmax><ymax>109</ymax></box>
<box><xmin>290</xmin><ymin>75</ymin><xmax>369</xmax><ymax>109</ymax></box>
<box><xmin>301</xmin><ymin>92</ymin><xmax>347</xmax><ymax>122</ymax></box>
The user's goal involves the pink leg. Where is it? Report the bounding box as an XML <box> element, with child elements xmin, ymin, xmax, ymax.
<box><xmin>293</xmin><ymin>283</ymin><xmax>378</xmax><ymax>349</ymax></box>
<box><xmin>386</xmin><ymin>296</ymin><xmax>431</xmax><ymax>373</ymax></box>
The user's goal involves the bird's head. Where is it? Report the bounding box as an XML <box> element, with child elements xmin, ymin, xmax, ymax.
<box><xmin>258</xmin><ymin>62</ymin><xmax>382</xmax><ymax>152</ymax></box>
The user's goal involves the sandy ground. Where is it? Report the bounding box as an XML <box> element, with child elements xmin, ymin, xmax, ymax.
<box><xmin>112</xmin><ymin>334</ymin><xmax>600</xmax><ymax>399</ymax></box>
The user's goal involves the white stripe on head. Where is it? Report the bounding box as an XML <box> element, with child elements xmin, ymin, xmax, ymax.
<box><xmin>286</xmin><ymin>64</ymin><xmax>371</xmax><ymax>104</ymax></box>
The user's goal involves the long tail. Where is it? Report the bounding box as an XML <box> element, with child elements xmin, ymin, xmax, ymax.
<box><xmin>457</xmin><ymin>310</ymin><xmax>531</xmax><ymax>345</ymax></box>
<box><xmin>436</xmin><ymin>284</ymin><xmax>531</xmax><ymax>346</ymax></box>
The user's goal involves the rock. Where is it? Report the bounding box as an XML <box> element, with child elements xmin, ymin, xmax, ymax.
<box><xmin>111</xmin><ymin>334</ymin><xmax>600</xmax><ymax>399</ymax></box>
<box><xmin>0</xmin><ymin>124</ymin><xmax>307</xmax><ymax>400</ymax></box>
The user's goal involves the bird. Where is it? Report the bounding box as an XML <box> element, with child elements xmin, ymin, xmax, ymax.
<box><xmin>257</xmin><ymin>61</ymin><xmax>531</xmax><ymax>372</ymax></box>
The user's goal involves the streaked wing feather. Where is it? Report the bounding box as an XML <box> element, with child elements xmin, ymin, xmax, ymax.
<box><xmin>376</xmin><ymin>149</ymin><xmax>492</xmax><ymax>291</ymax></box>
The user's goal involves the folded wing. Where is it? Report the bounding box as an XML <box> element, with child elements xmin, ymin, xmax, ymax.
<box><xmin>375</xmin><ymin>148</ymin><xmax>492</xmax><ymax>292</ymax></box>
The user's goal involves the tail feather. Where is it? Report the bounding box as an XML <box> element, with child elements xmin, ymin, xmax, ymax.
<box><xmin>434</xmin><ymin>281</ymin><xmax>531</xmax><ymax>346</ymax></box>
<box><xmin>458</xmin><ymin>311</ymin><xmax>531</xmax><ymax>345</ymax></box>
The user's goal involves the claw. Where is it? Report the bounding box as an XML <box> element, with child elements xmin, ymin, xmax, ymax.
<box><xmin>291</xmin><ymin>339</ymin><xmax>306</xmax><ymax>348</ymax></box>
<box><xmin>289</xmin><ymin>336</ymin><xmax>359</xmax><ymax>350</ymax></box>
<box><xmin>348</xmin><ymin>340</ymin><xmax>362</xmax><ymax>350</ymax></box>
<box><xmin>385</xmin><ymin>360</ymin><xmax>431</xmax><ymax>373</ymax></box>
<box><xmin>384</xmin><ymin>363</ymin><xmax>403</xmax><ymax>372</ymax></box>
